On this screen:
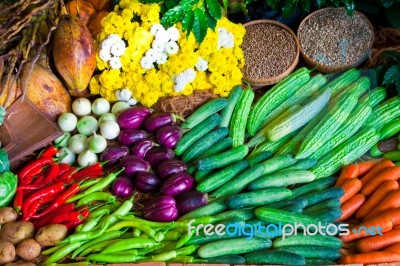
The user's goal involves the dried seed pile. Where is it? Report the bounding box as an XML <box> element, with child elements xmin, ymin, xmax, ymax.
<box><xmin>242</xmin><ymin>23</ymin><xmax>297</xmax><ymax>81</ymax></box>
<box><xmin>299</xmin><ymin>8</ymin><xmax>372</xmax><ymax>67</ymax></box>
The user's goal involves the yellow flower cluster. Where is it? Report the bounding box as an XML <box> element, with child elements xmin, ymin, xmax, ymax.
<box><xmin>89</xmin><ymin>0</ymin><xmax>246</xmax><ymax>107</ymax></box>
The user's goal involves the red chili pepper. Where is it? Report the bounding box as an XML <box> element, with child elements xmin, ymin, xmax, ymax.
<box><xmin>32</xmin><ymin>183</ymin><xmax>80</xmax><ymax>219</ymax></box>
<box><xmin>50</xmin><ymin>211</ymin><xmax>81</xmax><ymax>224</ymax></box>
<box><xmin>13</xmin><ymin>190</ymin><xmax>24</xmax><ymax>213</ymax></box>
<box><xmin>18</xmin><ymin>157</ymin><xmax>54</xmax><ymax>180</ymax></box>
<box><xmin>38</xmin><ymin>146</ymin><xmax>59</xmax><ymax>159</ymax></box>
<box><xmin>17</xmin><ymin>182</ymin><xmax>48</xmax><ymax>191</ymax></box>
<box><xmin>23</xmin><ymin>195</ymin><xmax>55</xmax><ymax>221</ymax></box>
<box><xmin>63</xmin><ymin>209</ymin><xmax>90</xmax><ymax>230</ymax></box>
<box><xmin>32</xmin><ymin>203</ymin><xmax>75</xmax><ymax>230</ymax></box>
<box><xmin>73</xmin><ymin>170</ymin><xmax>104</xmax><ymax>182</ymax></box>
<box><xmin>42</xmin><ymin>164</ymin><xmax>60</xmax><ymax>183</ymax></box>
<box><xmin>31</xmin><ymin>175</ymin><xmax>45</xmax><ymax>185</ymax></box>
<box><xmin>72</xmin><ymin>162</ymin><xmax>104</xmax><ymax>180</ymax></box>
<box><xmin>58</xmin><ymin>163</ymin><xmax>72</xmax><ymax>175</ymax></box>
<box><xmin>58</xmin><ymin>167</ymin><xmax>79</xmax><ymax>184</ymax></box>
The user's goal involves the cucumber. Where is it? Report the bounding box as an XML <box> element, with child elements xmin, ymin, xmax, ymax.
<box><xmin>360</xmin><ymin>86</ymin><xmax>387</xmax><ymax>107</ymax></box>
<box><xmin>230</xmin><ymin>89</ymin><xmax>255</xmax><ymax>146</ymax></box>
<box><xmin>326</xmin><ymin>68</ymin><xmax>361</xmax><ymax>96</ymax></box>
<box><xmin>273</xmin><ymin>234</ymin><xmax>343</xmax><ymax>249</ymax></box>
<box><xmin>264</xmin><ymin>197</ymin><xmax>308</xmax><ymax>210</ymax></box>
<box><xmin>244</xmin><ymin>250</ymin><xmax>306</xmax><ymax>266</ymax></box>
<box><xmin>178</xmin><ymin>197</ymin><xmax>227</xmax><ymax>220</ymax></box>
<box><xmin>182</xmin><ymin>128</ymin><xmax>229</xmax><ymax>163</ymax></box>
<box><xmin>202</xmin><ymin>255</ymin><xmax>245</xmax><ymax>265</ymax></box>
<box><xmin>276</xmin><ymin>246</ymin><xmax>340</xmax><ymax>261</ymax></box>
<box><xmin>214</xmin><ymin>208</ymin><xmax>255</xmax><ymax>222</ymax></box>
<box><xmin>248</xmin><ymin>170</ymin><xmax>315</xmax><ymax>190</ymax></box>
<box><xmin>261</xmin><ymin>154</ymin><xmax>297</xmax><ymax>175</ymax></box>
<box><xmin>255</xmin><ymin>207</ymin><xmax>322</xmax><ymax>226</ymax></box>
<box><xmin>195</xmin><ymin>168</ymin><xmax>215</xmax><ymax>182</ymax></box>
<box><xmin>247</xmin><ymin>151</ymin><xmax>273</xmax><ymax>166</ymax></box>
<box><xmin>175</xmin><ymin>114</ymin><xmax>221</xmax><ymax>156</ymax></box>
<box><xmin>308</xmin><ymin>207</ymin><xmax>342</xmax><ymax>222</ymax></box>
<box><xmin>278</xmin><ymin>158</ymin><xmax>317</xmax><ymax>172</ymax></box>
<box><xmin>306</xmin><ymin>258</ymin><xmax>337</xmax><ymax>265</ymax></box>
<box><xmin>181</xmin><ymin>98</ymin><xmax>228</xmax><ymax>129</ymax></box>
<box><xmin>302</xmin><ymin>187</ymin><xmax>344</xmax><ymax>207</ymax></box>
<box><xmin>303</xmin><ymin>198</ymin><xmax>341</xmax><ymax>215</ymax></box>
<box><xmin>282</xmin><ymin>204</ymin><xmax>304</xmax><ymax>214</ymax></box>
<box><xmin>197</xmin><ymin>237</ymin><xmax>272</xmax><ymax>258</ymax></box>
<box><xmin>197</xmin><ymin>145</ymin><xmax>249</xmax><ymax>171</ymax></box>
<box><xmin>187</xmin><ymin>165</ymin><xmax>196</xmax><ymax>175</ymax></box>
<box><xmin>220</xmin><ymin>86</ymin><xmax>242</xmax><ymax>128</ymax></box>
<box><xmin>291</xmin><ymin>177</ymin><xmax>336</xmax><ymax>198</ymax></box>
<box><xmin>196</xmin><ymin>137</ymin><xmax>233</xmax><ymax>160</ymax></box>
<box><xmin>197</xmin><ymin>160</ymin><xmax>250</xmax><ymax>193</ymax></box>
<box><xmin>227</xmin><ymin>188</ymin><xmax>292</xmax><ymax>209</ymax></box>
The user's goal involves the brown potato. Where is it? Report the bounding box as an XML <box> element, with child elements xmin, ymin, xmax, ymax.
<box><xmin>5</xmin><ymin>261</ymin><xmax>36</xmax><ymax>266</ymax></box>
<box><xmin>35</xmin><ymin>224</ymin><xmax>68</xmax><ymax>247</ymax></box>
<box><xmin>0</xmin><ymin>241</ymin><xmax>15</xmax><ymax>265</ymax></box>
<box><xmin>0</xmin><ymin>208</ymin><xmax>18</xmax><ymax>225</ymax></box>
<box><xmin>15</xmin><ymin>239</ymin><xmax>41</xmax><ymax>262</ymax></box>
<box><xmin>0</xmin><ymin>222</ymin><xmax>34</xmax><ymax>245</ymax></box>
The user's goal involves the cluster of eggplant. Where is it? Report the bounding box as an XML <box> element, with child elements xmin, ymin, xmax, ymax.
<box><xmin>100</xmin><ymin>106</ymin><xmax>208</xmax><ymax>221</ymax></box>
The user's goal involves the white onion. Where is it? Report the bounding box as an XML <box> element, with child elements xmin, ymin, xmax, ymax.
<box><xmin>100</xmin><ymin>121</ymin><xmax>120</xmax><ymax>140</ymax></box>
<box><xmin>72</xmin><ymin>98</ymin><xmax>92</xmax><ymax>116</ymax></box>
<box><xmin>111</xmin><ymin>101</ymin><xmax>130</xmax><ymax>116</ymax></box>
<box><xmin>92</xmin><ymin>98</ymin><xmax>111</xmax><ymax>115</ymax></box>
<box><xmin>77</xmin><ymin>116</ymin><xmax>98</xmax><ymax>136</ymax></box>
<box><xmin>58</xmin><ymin>113</ymin><xmax>77</xmax><ymax>132</ymax></box>
<box><xmin>78</xmin><ymin>150</ymin><xmax>98</xmax><ymax>167</ymax></box>
<box><xmin>87</xmin><ymin>134</ymin><xmax>107</xmax><ymax>153</ymax></box>
<box><xmin>55</xmin><ymin>132</ymin><xmax>71</xmax><ymax>147</ymax></box>
<box><xmin>69</xmin><ymin>134</ymin><xmax>88</xmax><ymax>154</ymax></box>
<box><xmin>98</xmin><ymin>113</ymin><xmax>117</xmax><ymax>126</ymax></box>
<box><xmin>58</xmin><ymin>147</ymin><xmax>76</xmax><ymax>165</ymax></box>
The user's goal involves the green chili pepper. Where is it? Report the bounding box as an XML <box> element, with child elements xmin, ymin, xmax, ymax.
<box><xmin>168</xmin><ymin>255</ymin><xmax>196</xmax><ymax>263</ymax></box>
<box><xmin>164</xmin><ymin>230</ymin><xmax>182</xmax><ymax>241</ymax></box>
<box><xmin>61</xmin><ymin>216</ymin><xmax>112</xmax><ymax>244</ymax></box>
<box><xmin>106</xmin><ymin>220</ymin><xmax>157</xmax><ymax>240</ymax></box>
<box><xmin>133</xmin><ymin>228</ymin><xmax>141</xmax><ymax>237</ymax></box>
<box><xmin>148</xmin><ymin>250</ymin><xmax>177</xmax><ymax>261</ymax></box>
<box><xmin>41</xmin><ymin>244</ymin><xmax>66</xmax><ymax>255</ymax></box>
<box><xmin>87</xmin><ymin>254</ymin><xmax>146</xmax><ymax>263</ymax></box>
<box><xmin>100</xmin><ymin>238</ymin><xmax>159</xmax><ymax>254</ymax></box>
<box><xmin>79</xmin><ymin>240</ymin><xmax>120</xmax><ymax>257</ymax></box>
<box><xmin>80</xmin><ymin>178</ymin><xmax>103</xmax><ymax>190</ymax></box>
<box><xmin>44</xmin><ymin>242</ymin><xmax>84</xmax><ymax>265</ymax></box>
<box><xmin>103</xmin><ymin>249</ymin><xmax>139</xmax><ymax>256</ymax></box>
<box><xmin>175</xmin><ymin>229</ymin><xmax>194</xmax><ymax>248</ymax></box>
<box><xmin>47</xmin><ymin>262</ymin><xmax>90</xmax><ymax>266</ymax></box>
<box><xmin>176</xmin><ymin>245</ymin><xmax>199</xmax><ymax>256</ymax></box>
<box><xmin>76</xmin><ymin>192</ymin><xmax>116</xmax><ymax>207</ymax></box>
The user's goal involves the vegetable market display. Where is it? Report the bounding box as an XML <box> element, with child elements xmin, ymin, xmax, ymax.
<box><xmin>1</xmin><ymin>0</ymin><xmax>400</xmax><ymax>265</ymax></box>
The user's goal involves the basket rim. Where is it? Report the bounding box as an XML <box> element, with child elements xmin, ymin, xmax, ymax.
<box><xmin>297</xmin><ymin>7</ymin><xmax>375</xmax><ymax>73</ymax></box>
<box><xmin>242</xmin><ymin>19</ymin><xmax>300</xmax><ymax>86</ymax></box>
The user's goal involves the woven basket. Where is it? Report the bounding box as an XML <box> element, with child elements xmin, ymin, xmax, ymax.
<box><xmin>297</xmin><ymin>8</ymin><xmax>374</xmax><ymax>73</ymax></box>
<box><xmin>242</xmin><ymin>19</ymin><xmax>300</xmax><ymax>87</ymax></box>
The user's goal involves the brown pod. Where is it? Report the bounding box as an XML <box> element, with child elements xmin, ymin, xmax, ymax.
<box><xmin>53</xmin><ymin>15</ymin><xmax>96</xmax><ymax>96</ymax></box>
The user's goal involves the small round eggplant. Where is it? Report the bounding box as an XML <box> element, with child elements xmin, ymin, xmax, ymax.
<box><xmin>156</xmin><ymin>126</ymin><xmax>183</xmax><ymax>149</ymax></box>
<box><xmin>131</xmin><ymin>139</ymin><xmax>156</xmax><ymax>159</ymax></box>
<box><xmin>156</xmin><ymin>160</ymin><xmax>187</xmax><ymax>180</ymax></box>
<box><xmin>175</xmin><ymin>191</ymin><xmax>209</xmax><ymax>214</ymax></box>
<box><xmin>143</xmin><ymin>113</ymin><xmax>174</xmax><ymax>133</ymax></box>
<box><xmin>117</xmin><ymin>106</ymin><xmax>152</xmax><ymax>130</ymax></box>
<box><xmin>118</xmin><ymin>129</ymin><xmax>148</xmax><ymax>146</ymax></box>
<box><xmin>119</xmin><ymin>155</ymin><xmax>151</xmax><ymax>177</ymax></box>
<box><xmin>100</xmin><ymin>145</ymin><xmax>129</xmax><ymax>168</ymax></box>
<box><xmin>132</xmin><ymin>172</ymin><xmax>161</xmax><ymax>192</ymax></box>
<box><xmin>160</xmin><ymin>173</ymin><xmax>194</xmax><ymax>196</ymax></box>
<box><xmin>142</xmin><ymin>196</ymin><xmax>178</xmax><ymax>222</ymax></box>
<box><xmin>144</xmin><ymin>146</ymin><xmax>175</xmax><ymax>167</ymax></box>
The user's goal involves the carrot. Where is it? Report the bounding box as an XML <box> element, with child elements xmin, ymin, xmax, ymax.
<box><xmin>394</xmin><ymin>225</ymin><xmax>400</xmax><ymax>230</ymax></box>
<box><xmin>336</xmin><ymin>163</ymin><xmax>359</xmax><ymax>187</ymax></box>
<box><xmin>373</xmin><ymin>208</ymin><xmax>400</xmax><ymax>225</ymax></box>
<box><xmin>359</xmin><ymin>159</ymin><xmax>395</xmax><ymax>186</ymax></box>
<box><xmin>384</xmin><ymin>242</ymin><xmax>400</xmax><ymax>253</ymax></box>
<box><xmin>364</xmin><ymin>190</ymin><xmax>400</xmax><ymax>221</ymax></box>
<box><xmin>356</xmin><ymin>229</ymin><xmax>400</xmax><ymax>253</ymax></box>
<box><xmin>357</xmin><ymin>159</ymin><xmax>382</xmax><ymax>177</ymax></box>
<box><xmin>340</xmin><ymin>178</ymin><xmax>362</xmax><ymax>203</ymax></box>
<box><xmin>340</xmin><ymin>212</ymin><xmax>394</xmax><ymax>243</ymax></box>
<box><xmin>336</xmin><ymin>194</ymin><xmax>366</xmax><ymax>222</ymax></box>
<box><xmin>356</xmin><ymin>180</ymin><xmax>399</xmax><ymax>220</ymax></box>
<box><xmin>339</xmin><ymin>251</ymin><xmax>400</xmax><ymax>264</ymax></box>
<box><xmin>360</xmin><ymin>166</ymin><xmax>400</xmax><ymax>197</ymax></box>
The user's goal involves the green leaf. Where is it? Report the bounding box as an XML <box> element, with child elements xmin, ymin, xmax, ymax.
<box><xmin>384</xmin><ymin>51</ymin><xmax>400</xmax><ymax>63</ymax></box>
<box><xmin>0</xmin><ymin>107</ymin><xmax>5</xmax><ymax>126</ymax></box>
<box><xmin>343</xmin><ymin>0</ymin><xmax>355</xmax><ymax>15</ymax></box>
<box><xmin>385</xmin><ymin>4</ymin><xmax>400</xmax><ymax>27</ymax></box>
<box><xmin>330</xmin><ymin>0</ymin><xmax>341</xmax><ymax>7</ymax></box>
<box><xmin>161</xmin><ymin>4</ymin><xmax>188</xmax><ymax>28</ymax></box>
<box><xmin>165</xmin><ymin>0</ymin><xmax>180</xmax><ymax>9</ymax></box>
<box><xmin>182</xmin><ymin>10</ymin><xmax>194</xmax><ymax>36</ymax></box>
<box><xmin>299</xmin><ymin>0</ymin><xmax>312</xmax><ymax>12</ymax></box>
<box><xmin>0</xmin><ymin>149</ymin><xmax>9</xmax><ymax>174</ymax></box>
<box><xmin>314</xmin><ymin>0</ymin><xmax>327</xmax><ymax>8</ymax></box>
<box><xmin>383</xmin><ymin>65</ymin><xmax>400</xmax><ymax>85</ymax></box>
<box><xmin>205</xmin><ymin>7</ymin><xmax>217</xmax><ymax>30</ymax></box>
<box><xmin>282</xmin><ymin>0</ymin><xmax>298</xmax><ymax>18</ymax></box>
<box><xmin>205</xmin><ymin>0</ymin><xmax>222</xmax><ymax>19</ymax></box>
<box><xmin>380</xmin><ymin>0</ymin><xmax>394</xmax><ymax>7</ymax></box>
<box><xmin>193</xmin><ymin>9</ymin><xmax>208</xmax><ymax>44</ymax></box>
<box><xmin>0</xmin><ymin>171</ymin><xmax>17</xmax><ymax>207</ymax></box>
<box><xmin>265</xmin><ymin>0</ymin><xmax>280</xmax><ymax>9</ymax></box>
<box><xmin>397</xmin><ymin>74</ymin><xmax>400</xmax><ymax>95</ymax></box>
<box><xmin>139</xmin><ymin>0</ymin><xmax>163</xmax><ymax>3</ymax></box>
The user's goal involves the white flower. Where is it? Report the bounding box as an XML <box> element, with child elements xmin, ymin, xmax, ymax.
<box><xmin>119</xmin><ymin>89</ymin><xmax>132</xmax><ymax>101</ymax></box>
<box><xmin>174</xmin><ymin>82</ymin><xmax>186</xmax><ymax>92</ymax></box>
<box><xmin>101</xmin><ymin>38</ymin><xmax>115</xmax><ymax>51</ymax></box>
<box><xmin>109</xmin><ymin>56</ymin><xmax>122</xmax><ymax>70</ymax></box>
<box><xmin>146</xmin><ymin>48</ymin><xmax>159</xmax><ymax>62</ymax></box>
<box><xmin>150</xmin><ymin>24</ymin><xmax>165</xmax><ymax>36</ymax></box>
<box><xmin>155</xmin><ymin>30</ymin><xmax>169</xmax><ymax>44</ymax></box>
<box><xmin>166</xmin><ymin>27</ymin><xmax>180</xmax><ymax>41</ymax></box>
<box><xmin>107</xmin><ymin>34</ymin><xmax>122</xmax><ymax>41</ymax></box>
<box><xmin>99</xmin><ymin>48</ymin><xmax>112</xmax><ymax>62</ymax></box>
<box><xmin>195</xmin><ymin>57</ymin><xmax>208</xmax><ymax>72</ymax></box>
<box><xmin>156</xmin><ymin>52</ymin><xmax>168</xmax><ymax>65</ymax></box>
<box><xmin>127</xmin><ymin>98</ymin><xmax>138</xmax><ymax>105</ymax></box>
<box><xmin>152</xmin><ymin>38</ymin><xmax>167</xmax><ymax>52</ymax></box>
<box><xmin>115</xmin><ymin>90</ymin><xmax>122</xmax><ymax>100</ymax></box>
<box><xmin>217</xmin><ymin>28</ymin><xmax>234</xmax><ymax>49</ymax></box>
<box><xmin>110</xmin><ymin>40</ymin><xmax>126</xmax><ymax>57</ymax></box>
<box><xmin>140</xmin><ymin>56</ymin><xmax>154</xmax><ymax>69</ymax></box>
<box><xmin>182</xmin><ymin>68</ymin><xmax>196</xmax><ymax>82</ymax></box>
<box><xmin>165</xmin><ymin>41</ymin><xmax>179</xmax><ymax>55</ymax></box>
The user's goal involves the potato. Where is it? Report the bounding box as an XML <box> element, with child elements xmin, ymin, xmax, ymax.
<box><xmin>0</xmin><ymin>222</ymin><xmax>34</xmax><ymax>245</ymax></box>
<box><xmin>0</xmin><ymin>208</ymin><xmax>18</xmax><ymax>225</ymax></box>
<box><xmin>35</xmin><ymin>224</ymin><xmax>68</xmax><ymax>247</ymax></box>
<box><xmin>5</xmin><ymin>261</ymin><xmax>36</xmax><ymax>266</ymax></box>
<box><xmin>15</xmin><ymin>239</ymin><xmax>41</xmax><ymax>262</ymax></box>
<box><xmin>0</xmin><ymin>241</ymin><xmax>15</xmax><ymax>265</ymax></box>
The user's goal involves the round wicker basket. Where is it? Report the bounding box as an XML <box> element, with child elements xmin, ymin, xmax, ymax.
<box><xmin>242</xmin><ymin>19</ymin><xmax>300</xmax><ymax>87</ymax></box>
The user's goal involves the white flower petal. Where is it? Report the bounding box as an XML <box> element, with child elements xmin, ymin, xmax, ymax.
<box><xmin>101</xmin><ymin>38</ymin><xmax>114</xmax><ymax>51</ymax></box>
<box><xmin>107</xmin><ymin>34</ymin><xmax>122</xmax><ymax>40</ymax></box>
<box><xmin>156</xmin><ymin>52</ymin><xmax>168</xmax><ymax>65</ymax></box>
<box><xmin>120</xmin><ymin>89</ymin><xmax>132</xmax><ymax>101</ymax></box>
<box><xmin>155</xmin><ymin>30</ymin><xmax>170</xmax><ymax>44</ymax></box>
<box><xmin>165</xmin><ymin>41</ymin><xmax>179</xmax><ymax>55</ymax></box>
<box><xmin>127</xmin><ymin>98</ymin><xmax>138</xmax><ymax>106</ymax></box>
<box><xmin>166</xmin><ymin>27</ymin><xmax>180</xmax><ymax>41</ymax></box>
<box><xmin>110</xmin><ymin>41</ymin><xmax>126</xmax><ymax>57</ymax></box>
<box><xmin>150</xmin><ymin>24</ymin><xmax>165</xmax><ymax>36</ymax></box>
<box><xmin>109</xmin><ymin>57</ymin><xmax>122</xmax><ymax>69</ymax></box>
<box><xmin>99</xmin><ymin>48</ymin><xmax>112</xmax><ymax>62</ymax></box>
<box><xmin>174</xmin><ymin>83</ymin><xmax>186</xmax><ymax>92</ymax></box>
<box><xmin>140</xmin><ymin>57</ymin><xmax>154</xmax><ymax>70</ymax></box>
<box><xmin>195</xmin><ymin>57</ymin><xmax>208</xmax><ymax>71</ymax></box>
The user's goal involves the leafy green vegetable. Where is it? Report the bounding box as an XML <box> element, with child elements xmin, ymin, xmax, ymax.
<box><xmin>0</xmin><ymin>106</ymin><xmax>5</xmax><ymax>126</ymax></box>
<box><xmin>0</xmin><ymin>149</ymin><xmax>10</xmax><ymax>174</ymax></box>
<box><xmin>0</xmin><ymin>171</ymin><xmax>17</xmax><ymax>207</ymax></box>
<box><xmin>376</xmin><ymin>51</ymin><xmax>400</xmax><ymax>96</ymax></box>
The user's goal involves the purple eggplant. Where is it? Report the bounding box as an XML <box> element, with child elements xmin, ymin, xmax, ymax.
<box><xmin>119</xmin><ymin>155</ymin><xmax>151</xmax><ymax>177</ymax></box>
<box><xmin>175</xmin><ymin>191</ymin><xmax>209</xmax><ymax>214</ymax></box>
<box><xmin>143</xmin><ymin>113</ymin><xmax>175</xmax><ymax>133</ymax></box>
<box><xmin>156</xmin><ymin>126</ymin><xmax>183</xmax><ymax>149</ymax></box>
<box><xmin>160</xmin><ymin>173</ymin><xmax>194</xmax><ymax>196</ymax></box>
<box><xmin>144</xmin><ymin>146</ymin><xmax>175</xmax><ymax>167</ymax></box>
<box><xmin>118</xmin><ymin>129</ymin><xmax>148</xmax><ymax>146</ymax></box>
<box><xmin>117</xmin><ymin>106</ymin><xmax>152</xmax><ymax>130</ymax></box>
<box><xmin>100</xmin><ymin>145</ymin><xmax>129</xmax><ymax>168</ymax></box>
<box><xmin>143</xmin><ymin>196</ymin><xmax>178</xmax><ymax>222</ymax></box>
<box><xmin>112</xmin><ymin>177</ymin><xmax>134</xmax><ymax>198</ymax></box>
<box><xmin>132</xmin><ymin>172</ymin><xmax>161</xmax><ymax>192</ymax></box>
<box><xmin>156</xmin><ymin>160</ymin><xmax>187</xmax><ymax>180</ymax></box>
<box><xmin>131</xmin><ymin>139</ymin><xmax>156</xmax><ymax>159</ymax></box>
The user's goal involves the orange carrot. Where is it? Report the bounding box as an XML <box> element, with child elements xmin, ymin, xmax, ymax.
<box><xmin>339</xmin><ymin>251</ymin><xmax>400</xmax><ymax>264</ymax></box>
<box><xmin>356</xmin><ymin>229</ymin><xmax>400</xmax><ymax>253</ymax></box>
<box><xmin>384</xmin><ymin>242</ymin><xmax>400</xmax><ymax>253</ymax></box>
<box><xmin>340</xmin><ymin>212</ymin><xmax>394</xmax><ymax>243</ymax></box>
<box><xmin>364</xmin><ymin>190</ymin><xmax>400</xmax><ymax>221</ymax></box>
<box><xmin>340</xmin><ymin>178</ymin><xmax>362</xmax><ymax>203</ymax></box>
<box><xmin>336</xmin><ymin>163</ymin><xmax>359</xmax><ymax>187</ymax></box>
<box><xmin>356</xmin><ymin>180</ymin><xmax>399</xmax><ymax>220</ymax></box>
<box><xmin>394</xmin><ymin>225</ymin><xmax>400</xmax><ymax>230</ymax></box>
<box><xmin>359</xmin><ymin>159</ymin><xmax>395</xmax><ymax>186</ymax></box>
<box><xmin>336</xmin><ymin>194</ymin><xmax>366</xmax><ymax>222</ymax></box>
<box><xmin>357</xmin><ymin>159</ymin><xmax>382</xmax><ymax>177</ymax></box>
<box><xmin>360</xmin><ymin>166</ymin><xmax>400</xmax><ymax>197</ymax></box>
<box><xmin>373</xmin><ymin>208</ymin><xmax>400</xmax><ymax>225</ymax></box>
